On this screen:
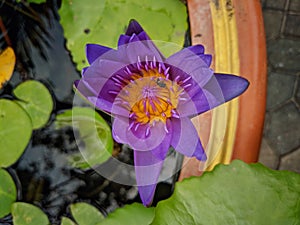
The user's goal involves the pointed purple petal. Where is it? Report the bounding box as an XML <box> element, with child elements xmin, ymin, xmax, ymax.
<box><xmin>118</xmin><ymin>35</ymin><xmax>131</xmax><ymax>46</ymax></box>
<box><xmin>86</xmin><ymin>44</ymin><xmax>111</xmax><ymax>64</ymax></box>
<box><xmin>211</xmin><ymin>73</ymin><xmax>249</xmax><ymax>102</ymax></box>
<box><xmin>126</xmin><ymin>19</ymin><xmax>144</xmax><ymax>35</ymax></box>
<box><xmin>171</xmin><ymin>117</ymin><xmax>206</xmax><ymax>161</ymax></box>
<box><xmin>186</xmin><ymin>44</ymin><xmax>205</xmax><ymax>55</ymax></box>
<box><xmin>134</xmin><ymin>138</ymin><xmax>170</xmax><ymax>206</ymax></box>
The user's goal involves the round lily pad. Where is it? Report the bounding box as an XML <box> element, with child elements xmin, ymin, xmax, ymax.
<box><xmin>13</xmin><ymin>80</ymin><xmax>53</xmax><ymax>129</ymax></box>
<box><xmin>11</xmin><ymin>202</ymin><xmax>49</xmax><ymax>225</ymax></box>
<box><xmin>70</xmin><ymin>202</ymin><xmax>105</xmax><ymax>225</ymax></box>
<box><xmin>0</xmin><ymin>168</ymin><xmax>17</xmax><ymax>218</ymax></box>
<box><xmin>0</xmin><ymin>99</ymin><xmax>32</xmax><ymax>167</ymax></box>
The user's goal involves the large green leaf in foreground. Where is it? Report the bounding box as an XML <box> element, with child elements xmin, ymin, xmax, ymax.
<box><xmin>0</xmin><ymin>169</ymin><xmax>17</xmax><ymax>218</ymax></box>
<box><xmin>59</xmin><ymin>0</ymin><xmax>187</xmax><ymax>69</ymax></box>
<box><xmin>0</xmin><ymin>99</ymin><xmax>32</xmax><ymax>167</ymax></box>
<box><xmin>151</xmin><ymin>160</ymin><xmax>300</xmax><ymax>225</ymax></box>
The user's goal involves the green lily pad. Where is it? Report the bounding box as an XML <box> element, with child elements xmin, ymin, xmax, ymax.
<box><xmin>11</xmin><ymin>202</ymin><xmax>50</xmax><ymax>225</ymax></box>
<box><xmin>61</xmin><ymin>217</ymin><xmax>76</xmax><ymax>225</ymax></box>
<box><xmin>0</xmin><ymin>168</ymin><xmax>17</xmax><ymax>218</ymax></box>
<box><xmin>0</xmin><ymin>99</ymin><xmax>32</xmax><ymax>167</ymax></box>
<box><xmin>16</xmin><ymin>0</ymin><xmax>45</xmax><ymax>3</ymax></box>
<box><xmin>97</xmin><ymin>203</ymin><xmax>155</xmax><ymax>225</ymax></box>
<box><xmin>55</xmin><ymin>107</ymin><xmax>113</xmax><ymax>169</ymax></box>
<box><xmin>151</xmin><ymin>160</ymin><xmax>300</xmax><ymax>225</ymax></box>
<box><xmin>59</xmin><ymin>0</ymin><xmax>187</xmax><ymax>69</ymax></box>
<box><xmin>70</xmin><ymin>202</ymin><xmax>105</xmax><ymax>225</ymax></box>
<box><xmin>13</xmin><ymin>80</ymin><xmax>53</xmax><ymax>130</ymax></box>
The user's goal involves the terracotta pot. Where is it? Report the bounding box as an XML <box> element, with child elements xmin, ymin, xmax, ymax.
<box><xmin>179</xmin><ymin>0</ymin><xmax>267</xmax><ymax>180</ymax></box>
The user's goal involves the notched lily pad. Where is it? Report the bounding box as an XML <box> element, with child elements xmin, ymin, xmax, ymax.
<box><xmin>97</xmin><ymin>203</ymin><xmax>155</xmax><ymax>225</ymax></box>
<box><xmin>11</xmin><ymin>202</ymin><xmax>50</xmax><ymax>225</ymax></box>
<box><xmin>59</xmin><ymin>0</ymin><xmax>187</xmax><ymax>69</ymax></box>
<box><xmin>55</xmin><ymin>107</ymin><xmax>113</xmax><ymax>169</ymax></box>
<box><xmin>0</xmin><ymin>168</ymin><xmax>17</xmax><ymax>218</ymax></box>
<box><xmin>70</xmin><ymin>202</ymin><xmax>105</xmax><ymax>225</ymax></box>
<box><xmin>151</xmin><ymin>160</ymin><xmax>300</xmax><ymax>225</ymax></box>
<box><xmin>0</xmin><ymin>99</ymin><xmax>32</xmax><ymax>167</ymax></box>
<box><xmin>13</xmin><ymin>80</ymin><xmax>53</xmax><ymax>129</ymax></box>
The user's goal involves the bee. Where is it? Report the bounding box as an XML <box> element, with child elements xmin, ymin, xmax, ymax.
<box><xmin>156</xmin><ymin>78</ymin><xmax>166</xmax><ymax>88</ymax></box>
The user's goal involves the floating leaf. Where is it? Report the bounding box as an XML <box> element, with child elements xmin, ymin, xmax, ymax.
<box><xmin>59</xmin><ymin>0</ymin><xmax>187</xmax><ymax>69</ymax></box>
<box><xmin>0</xmin><ymin>168</ymin><xmax>17</xmax><ymax>218</ymax></box>
<box><xmin>61</xmin><ymin>217</ymin><xmax>76</xmax><ymax>225</ymax></box>
<box><xmin>70</xmin><ymin>202</ymin><xmax>105</xmax><ymax>225</ymax></box>
<box><xmin>97</xmin><ymin>203</ymin><xmax>155</xmax><ymax>225</ymax></box>
<box><xmin>151</xmin><ymin>160</ymin><xmax>300</xmax><ymax>225</ymax></box>
<box><xmin>13</xmin><ymin>80</ymin><xmax>53</xmax><ymax>129</ymax></box>
<box><xmin>0</xmin><ymin>47</ymin><xmax>15</xmax><ymax>89</ymax></box>
<box><xmin>0</xmin><ymin>99</ymin><xmax>32</xmax><ymax>167</ymax></box>
<box><xmin>55</xmin><ymin>107</ymin><xmax>113</xmax><ymax>169</ymax></box>
<box><xmin>11</xmin><ymin>202</ymin><xmax>50</xmax><ymax>225</ymax></box>
<box><xmin>17</xmin><ymin>0</ymin><xmax>46</xmax><ymax>3</ymax></box>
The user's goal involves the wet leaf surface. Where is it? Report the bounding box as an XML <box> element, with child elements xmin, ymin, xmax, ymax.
<box><xmin>0</xmin><ymin>169</ymin><xmax>17</xmax><ymax>218</ymax></box>
<box><xmin>14</xmin><ymin>80</ymin><xmax>53</xmax><ymax>129</ymax></box>
<box><xmin>0</xmin><ymin>99</ymin><xmax>32</xmax><ymax>167</ymax></box>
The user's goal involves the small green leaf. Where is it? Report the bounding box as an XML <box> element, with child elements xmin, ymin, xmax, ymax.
<box><xmin>16</xmin><ymin>0</ymin><xmax>46</xmax><ymax>3</ymax></box>
<box><xmin>11</xmin><ymin>202</ymin><xmax>50</xmax><ymax>225</ymax></box>
<box><xmin>59</xmin><ymin>0</ymin><xmax>187</xmax><ymax>69</ymax></box>
<box><xmin>70</xmin><ymin>202</ymin><xmax>105</xmax><ymax>225</ymax></box>
<box><xmin>151</xmin><ymin>160</ymin><xmax>300</xmax><ymax>225</ymax></box>
<box><xmin>13</xmin><ymin>80</ymin><xmax>53</xmax><ymax>129</ymax></box>
<box><xmin>55</xmin><ymin>107</ymin><xmax>113</xmax><ymax>169</ymax></box>
<box><xmin>0</xmin><ymin>99</ymin><xmax>32</xmax><ymax>167</ymax></box>
<box><xmin>97</xmin><ymin>203</ymin><xmax>155</xmax><ymax>225</ymax></box>
<box><xmin>61</xmin><ymin>217</ymin><xmax>76</xmax><ymax>225</ymax></box>
<box><xmin>0</xmin><ymin>168</ymin><xmax>17</xmax><ymax>218</ymax></box>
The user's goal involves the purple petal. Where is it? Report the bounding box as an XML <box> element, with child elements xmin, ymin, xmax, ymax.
<box><xmin>211</xmin><ymin>73</ymin><xmax>249</xmax><ymax>102</ymax></box>
<box><xmin>199</xmin><ymin>54</ymin><xmax>212</xmax><ymax>66</ymax></box>
<box><xmin>112</xmin><ymin>117</ymin><xmax>168</xmax><ymax>151</ymax></box>
<box><xmin>83</xmin><ymin>58</ymin><xmax>126</xmax><ymax>79</ymax></box>
<box><xmin>118</xmin><ymin>40</ymin><xmax>164</xmax><ymax>65</ymax></box>
<box><xmin>176</xmin><ymin>87</ymin><xmax>211</xmax><ymax>117</ymax></box>
<box><xmin>86</xmin><ymin>44</ymin><xmax>111</xmax><ymax>65</ymax></box>
<box><xmin>166</xmin><ymin>48</ymin><xmax>214</xmax><ymax>87</ymax></box>
<box><xmin>134</xmin><ymin>138</ymin><xmax>170</xmax><ymax>206</ymax></box>
<box><xmin>118</xmin><ymin>35</ymin><xmax>131</xmax><ymax>46</ymax></box>
<box><xmin>125</xmin><ymin>19</ymin><xmax>144</xmax><ymax>36</ymax></box>
<box><xmin>185</xmin><ymin>44</ymin><xmax>205</xmax><ymax>55</ymax></box>
<box><xmin>171</xmin><ymin>117</ymin><xmax>206</xmax><ymax>161</ymax></box>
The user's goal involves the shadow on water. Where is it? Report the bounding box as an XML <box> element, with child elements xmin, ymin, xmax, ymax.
<box><xmin>0</xmin><ymin>1</ymin><xmax>182</xmax><ymax>224</ymax></box>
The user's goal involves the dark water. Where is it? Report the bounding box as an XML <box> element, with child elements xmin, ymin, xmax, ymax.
<box><xmin>0</xmin><ymin>1</ymin><xmax>183</xmax><ymax>224</ymax></box>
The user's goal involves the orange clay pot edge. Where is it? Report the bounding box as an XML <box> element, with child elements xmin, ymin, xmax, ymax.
<box><xmin>231</xmin><ymin>0</ymin><xmax>267</xmax><ymax>162</ymax></box>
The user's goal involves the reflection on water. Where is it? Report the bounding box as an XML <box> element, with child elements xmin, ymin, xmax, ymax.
<box><xmin>0</xmin><ymin>1</ymin><xmax>181</xmax><ymax>224</ymax></box>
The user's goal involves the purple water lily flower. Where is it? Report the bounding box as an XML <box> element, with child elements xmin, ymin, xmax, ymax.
<box><xmin>74</xmin><ymin>20</ymin><xmax>249</xmax><ymax>206</ymax></box>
